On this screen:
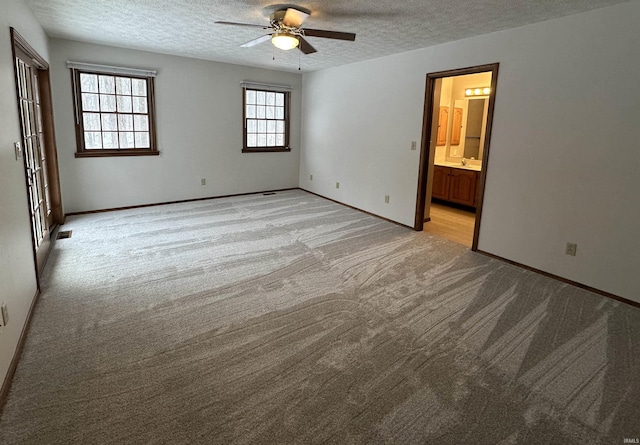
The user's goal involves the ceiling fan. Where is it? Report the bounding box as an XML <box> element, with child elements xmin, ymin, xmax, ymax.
<box><xmin>215</xmin><ymin>7</ymin><xmax>356</xmax><ymax>54</ymax></box>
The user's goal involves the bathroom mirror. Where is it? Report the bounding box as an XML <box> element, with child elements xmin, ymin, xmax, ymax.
<box><xmin>448</xmin><ymin>98</ymin><xmax>488</xmax><ymax>160</ymax></box>
<box><xmin>464</xmin><ymin>98</ymin><xmax>485</xmax><ymax>160</ymax></box>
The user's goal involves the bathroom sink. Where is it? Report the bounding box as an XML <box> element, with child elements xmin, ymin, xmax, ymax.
<box><xmin>435</xmin><ymin>161</ymin><xmax>481</xmax><ymax>171</ymax></box>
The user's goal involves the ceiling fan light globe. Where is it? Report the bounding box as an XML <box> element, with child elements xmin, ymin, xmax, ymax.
<box><xmin>272</xmin><ymin>33</ymin><xmax>299</xmax><ymax>50</ymax></box>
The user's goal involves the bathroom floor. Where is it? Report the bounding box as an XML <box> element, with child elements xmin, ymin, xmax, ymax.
<box><xmin>424</xmin><ymin>202</ymin><xmax>476</xmax><ymax>247</ymax></box>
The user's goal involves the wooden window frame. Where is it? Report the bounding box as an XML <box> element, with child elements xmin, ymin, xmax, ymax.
<box><xmin>242</xmin><ymin>87</ymin><xmax>291</xmax><ymax>153</ymax></box>
<box><xmin>70</xmin><ymin>68</ymin><xmax>158</xmax><ymax>158</ymax></box>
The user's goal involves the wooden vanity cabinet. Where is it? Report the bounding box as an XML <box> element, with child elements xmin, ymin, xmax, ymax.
<box><xmin>432</xmin><ymin>165</ymin><xmax>478</xmax><ymax>208</ymax></box>
<box><xmin>436</xmin><ymin>107</ymin><xmax>449</xmax><ymax>146</ymax></box>
<box><xmin>451</xmin><ymin>107</ymin><xmax>464</xmax><ymax>146</ymax></box>
<box><xmin>432</xmin><ymin>166</ymin><xmax>451</xmax><ymax>200</ymax></box>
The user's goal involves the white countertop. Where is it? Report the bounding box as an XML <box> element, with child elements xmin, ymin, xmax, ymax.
<box><xmin>434</xmin><ymin>161</ymin><xmax>482</xmax><ymax>172</ymax></box>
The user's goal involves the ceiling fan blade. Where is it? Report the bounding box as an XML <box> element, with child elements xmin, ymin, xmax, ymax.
<box><xmin>303</xmin><ymin>29</ymin><xmax>356</xmax><ymax>41</ymax></box>
<box><xmin>282</xmin><ymin>8</ymin><xmax>309</xmax><ymax>28</ymax></box>
<box><xmin>240</xmin><ymin>34</ymin><xmax>272</xmax><ymax>48</ymax></box>
<box><xmin>214</xmin><ymin>21</ymin><xmax>269</xmax><ymax>30</ymax></box>
<box><xmin>297</xmin><ymin>36</ymin><xmax>317</xmax><ymax>54</ymax></box>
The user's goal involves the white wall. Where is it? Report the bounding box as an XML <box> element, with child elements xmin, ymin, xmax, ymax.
<box><xmin>0</xmin><ymin>0</ymin><xmax>49</xmax><ymax>389</ymax></box>
<box><xmin>49</xmin><ymin>39</ymin><xmax>302</xmax><ymax>213</ymax></box>
<box><xmin>300</xmin><ymin>1</ymin><xmax>640</xmax><ymax>303</ymax></box>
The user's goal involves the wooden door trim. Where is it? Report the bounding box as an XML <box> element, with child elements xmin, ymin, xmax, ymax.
<box><xmin>415</xmin><ymin>63</ymin><xmax>499</xmax><ymax>253</ymax></box>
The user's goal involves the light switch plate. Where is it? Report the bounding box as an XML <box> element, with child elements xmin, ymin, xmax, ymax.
<box><xmin>565</xmin><ymin>242</ymin><xmax>577</xmax><ymax>256</ymax></box>
<box><xmin>14</xmin><ymin>142</ymin><xmax>22</xmax><ymax>160</ymax></box>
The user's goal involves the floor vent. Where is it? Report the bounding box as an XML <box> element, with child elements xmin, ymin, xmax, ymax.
<box><xmin>263</xmin><ymin>192</ymin><xmax>276</xmax><ymax>196</ymax></box>
<box><xmin>56</xmin><ymin>230</ymin><xmax>72</xmax><ymax>240</ymax></box>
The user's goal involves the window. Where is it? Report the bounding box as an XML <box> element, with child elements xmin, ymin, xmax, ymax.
<box><xmin>243</xmin><ymin>86</ymin><xmax>290</xmax><ymax>152</ymax></box>
<box><xmin>70</xmin><ymin>65</ymin><xmax>157</xmax><ymax>157</ymax></box>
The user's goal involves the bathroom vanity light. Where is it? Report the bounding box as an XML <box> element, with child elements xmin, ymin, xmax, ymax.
<box><xmin>271</xmin><ymin>32</ymin><xmax>299</xmax><ymax>50</ymax></box>
<box><xmin>465</xmin><ymin>87</ymin><xmax>491</xmax><ymax>97</ymax></box>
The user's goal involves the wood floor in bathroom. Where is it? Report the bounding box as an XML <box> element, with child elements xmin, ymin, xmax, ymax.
<box><xmin>424</xmin><ymin>202</ymin><xmax>476</xmax><ymax>247</ymax></box>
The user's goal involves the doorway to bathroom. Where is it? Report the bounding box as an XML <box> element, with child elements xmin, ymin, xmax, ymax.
<box><xmin>414</xmin><ymin>64</ymin><xmax>499</xmax><ymax>250</ymax></box>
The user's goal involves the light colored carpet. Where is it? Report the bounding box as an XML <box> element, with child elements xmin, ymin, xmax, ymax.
<box><xmin>0</xmin><ymin>189</ymin><xmax>638</xmax><ymax>444</ymax></box>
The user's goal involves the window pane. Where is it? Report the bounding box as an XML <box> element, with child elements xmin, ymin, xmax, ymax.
<box><xmin>117</xmin><ymin>95</ymin><xmax>132</xmax><ymax>113</ymax></box>
<box><xmin>83</xmin><ymin>113</ymin><xmax>101</xmax><ymax>131</ymax></box>
<box><xmin>103</xmin><ymin>132</ymin><xmax>119</xmax><ymax>148</ymax></box>
<box><xmin>36</xmin><ymin>104</ymin><xmax>42</xmax><ymax>129</ymax></box>
<box><xmin>118</xmin><ymin>114</ymin><xmax>134</xmax><ymax>131</ymax></box>
<box><xmin>132</xmin><ymin>97</ymin><xmax>148</xmax><ymax>113</ymax></box>
<box><xmin>116</xmin><ymin>77</ymin><xmax>132</xmax><ymax>95</ymax></box>
<box><xmin>99</xmin><ymin>75</ymin><xmax>115</xmax><ymax>94</ymax></box>
<box><xmin>134</xmin><ymin>115</ymin><xmax>149</xmax><ymax>131</ymax></box>
<box><xmin>100</xmin><ymin>95</ymin><xmax>116</xmax><ymax>112</ymax></box>
<box><xmin>135</xmin><ymin>132</ymin><xmax>150</xmax><ymax>148</ymax></box>
<box><xmin>20</xmin><ymin>102</ymin><xmax>29</xmax><ymax>136</ymax></box>
<box><xmin>80</xmin><ymin>73</ymin><xmax>99</xmax><ymax>93</ymax></box>
<box><xmin>101</xmin><ymin>113</ymin><xmax>118</xmax><ymax>131</ymax></box>
<box><xmin>85</xmin><ymin>132</ymin><xmax>102</xmax><ymax>149</ymax></box>
<box><xmin>243</xmin><ymin>88</ymin><xmax>288</xmax><ymax>152</ymax></box>
<box><xmin>131</xmin><ymin>79</ymin><xmax>147</xmax><ymax>96</ymax></box>
<box><xmin>75</xmin><ymin>71</ymin><xmax>155</xmax><ymax>155</ymax></box>
<box><xmin>82</xmin><ymin>93</ymin><xmax>100</xmax><ymax>111</ymax></box>
<box><xmin>119</xmin><ymin>132</ymin><xmax>135</xmax><ymax>148</ymax></box>
<box><xmin>266</xmin><ymin>106</ymin><xmax>275</xmax><ymax>119</ymax></box>
<box><xmin>28</xmin><ymin>102</ymin><xmax>36</xmax><ymax>135</ymax></box>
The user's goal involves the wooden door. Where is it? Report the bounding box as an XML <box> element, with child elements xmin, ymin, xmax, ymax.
<box><xmin>15</xmin><ymin>54</ymin><xmax>51</xmax><ymax>272</ymax></box>
<box><xmin>451</xmin><ymin>107</ymin><xmax>463</xmax><ymax>145</ymax></box>
<box><xmin>431</xmin><ymin>166</ymin><xmax>450</xmax><ymax>200</ymax></box>
<box><xmin>449</xmin><ymin>169</ymin><xmax>477</xmax><ymax>207</ymax></box>
<box><xmin>436</xmin><ymin>107</ymin><xmax>448</xmax><ymax>146</ymax></box>
<box><xmin>12</xmin><ymin>28</ymin><xmax>64</xmax><ymax>276</ymax></box>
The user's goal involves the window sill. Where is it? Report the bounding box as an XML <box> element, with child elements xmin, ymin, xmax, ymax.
<box><xmin>75</xmin><ymin>150</ymin><xmax>160</xmax><ymax>158</ymax></box>
<box><xmin>242</xmin><ymin>147</ymin><xmax>291</xmax><ymax>153</ymax></box>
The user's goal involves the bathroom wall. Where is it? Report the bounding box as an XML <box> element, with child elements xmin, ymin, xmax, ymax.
<box><xmin>447</xmin><ymin>72</ymin><xmax>491</xmax><ymax>160</ymax></box>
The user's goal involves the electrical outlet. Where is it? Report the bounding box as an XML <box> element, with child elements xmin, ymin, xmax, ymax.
<box><xmin>385</xmin><ymin>195</ymin><xmax>390</xmax><ymax>203</ymax></box>
<box><xmin>411</xmin><ymin>141</ymin><xmax>417</xmax><ymax>151</ymax></box>
<box><xmin>565</xmin><ymin>242</ymin><xmax>577</xmax><ymax>256</ymax></box>
<box><xmin>310</xmin><ymin>174</ymin><xmax>313</xmax><ymax>181</ymax></box>
<box><xmin>336</xmin><ymin>182</ymin><xmax>340</xmax><ymax>189</ymax></box>
<box><xmin>201</xmin><ymin>178</ymin><xmax>206</xmax><ymax>186</ymax></box>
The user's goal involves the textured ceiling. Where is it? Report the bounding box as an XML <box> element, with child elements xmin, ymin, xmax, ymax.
<box><xmin>26</xmin><ymin>0</ymin><xmax>627</xmax><ymax>73</ymax></box>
